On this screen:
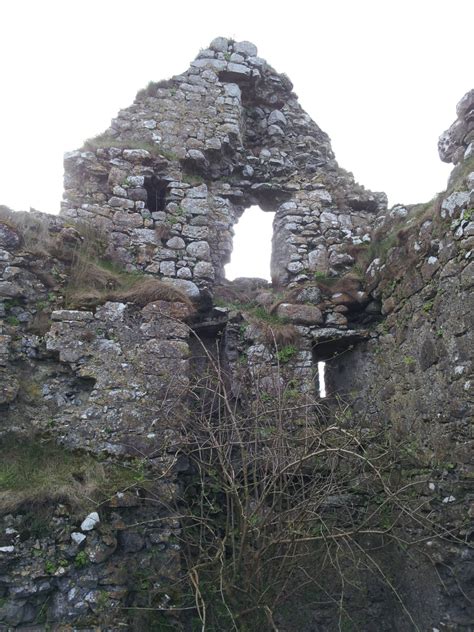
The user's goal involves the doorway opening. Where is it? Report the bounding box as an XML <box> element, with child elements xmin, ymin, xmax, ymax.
<box><xmin>225</xmin><ymin>206</ymin><xmax>275</xmax><ymax>281</ymax></box>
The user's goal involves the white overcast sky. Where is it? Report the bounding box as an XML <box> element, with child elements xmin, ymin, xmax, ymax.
<box><xmin>1</xmin><ymin>0</ymin><xmax>472</xmax><ymax>279</ymax></box>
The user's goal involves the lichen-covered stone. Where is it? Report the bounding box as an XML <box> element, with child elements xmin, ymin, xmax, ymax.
<box><xmin>438</xmin><ymin>89</ymin><xmax>474</xmax><ymax>163</ymax></box>
<box><xmin>276</xmin><ymin>303</ymin><xmax>323</xmax><ymax>324</ymax></box>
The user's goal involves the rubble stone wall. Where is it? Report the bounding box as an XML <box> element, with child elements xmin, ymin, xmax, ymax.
<box><xmin>325</xmin><ymin>142</ymin><xmax>474</xmax><ymax>630</ymax></box>
<box><xmin>62</xmin><ymin>38</ymin><xmax>386</xmax><ymax>290</ymax></box>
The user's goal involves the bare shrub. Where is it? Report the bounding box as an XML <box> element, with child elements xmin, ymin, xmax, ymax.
<box><xmin>148</xmin><ymin>340</ymin><xmax>448</xmax><ymax>632</ymax></box>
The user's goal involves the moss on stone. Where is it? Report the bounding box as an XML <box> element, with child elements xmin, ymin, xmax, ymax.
<box><xmin>0</xmin><ymin>434</ymin><xmax>148</xmax><ymax>513</ymax></box>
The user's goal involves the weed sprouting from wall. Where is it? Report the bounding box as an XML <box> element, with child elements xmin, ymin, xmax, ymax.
<box><xmin>64</xmin><ymin>225</ymin><xmax>193</xmax><ymax>309</ymax></box>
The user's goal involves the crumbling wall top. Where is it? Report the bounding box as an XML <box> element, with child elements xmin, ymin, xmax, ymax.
<box><xmin>62</xmin><ymin>38</ymin><xmax>386</xmax><ymax>296</ymax></box>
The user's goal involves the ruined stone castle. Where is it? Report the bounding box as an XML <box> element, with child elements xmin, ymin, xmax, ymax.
<box><xmin>0</xmin><ymin>39</ymin><xmax>472</xmax><ymax>631</ymax></box>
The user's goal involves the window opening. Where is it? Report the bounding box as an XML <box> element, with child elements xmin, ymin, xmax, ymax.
<box><xmin>318</xmin><ymin>361</ymin><xmax>327</xmax><ymax>398</ymax></box>
<box><xmin>225</xmin><ymin>206</ymin><xmax>275</xmax><ymax>281</ymax></box>
<box><xmin>144</xmin><ymin>177</ymin><xmax>168</xmax><ymax>213</ymax></box>
<box><xmin>312</xmin><ymin>334</ymin><xmax>360</xmax><ymax>400</ymax></box>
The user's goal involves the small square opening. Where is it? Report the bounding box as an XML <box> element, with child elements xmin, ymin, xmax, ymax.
<box><xmin>144</xmin><ymin>177</ymin><xmax>168</xmax><ymax>213</ymax></box>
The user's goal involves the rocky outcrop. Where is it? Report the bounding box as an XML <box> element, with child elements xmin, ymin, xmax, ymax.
<box><xmin>0</xmin><ymin>41</ymin><xmax>472</xmax><ymax>631</ymax></box>
<box><xmin>439</xmin><ymin>88</ymin><xmax>474</xmax><ymax>164</ymax></box>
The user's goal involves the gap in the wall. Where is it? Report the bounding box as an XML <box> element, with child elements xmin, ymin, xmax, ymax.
<box><xmin>225</xmin><ymin>206</ymin><xmax>275</xmax><ymax>281</ymax></box>
<box><xmin>144</xmin><ymin>177</ymin><xmax>168</xmax><ymax>213</ymax></box>
<box><xmin>318</xmin><ymin>361</ymin><xmax>327</xmax><ymax>398</ymax></box>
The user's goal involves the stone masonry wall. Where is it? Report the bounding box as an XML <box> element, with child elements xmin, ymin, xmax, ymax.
<box><xmin>325</xmin><ymin>120</ymin><xmax>474</xmax><ymax>629</ymax></box>
<box><xmin>0</xmin><ymin>40</ymin><xmax>472</xmax><ymax>631</ymax></box>
<box><xmin>0</xmin><ymin>214</ymin><xmax>189</xmax><ymax>628</ymax></box>
<box><xmin>62</xmin><ymin>38</ymin><xmax>386</xmax><ymax>293</ymax></box>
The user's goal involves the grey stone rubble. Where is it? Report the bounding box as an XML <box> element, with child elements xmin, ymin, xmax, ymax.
<box><xmin>80</xmin><ymin>512</ymin><xmax>100</xmax><ymax>532</ymax></box>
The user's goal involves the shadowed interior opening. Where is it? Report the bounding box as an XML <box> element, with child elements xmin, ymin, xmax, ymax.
<box><xmin>144</xmin><ymin>177</ymin><xmax>168</xmax><ymax>213</ymax></box>
<box><xmin>312</xmin><ymin>331</ymin><xmax>363</xmax><ymax>399</ymax></box>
